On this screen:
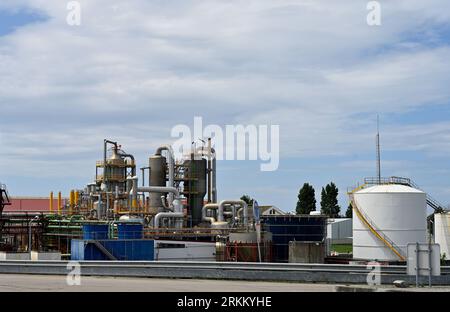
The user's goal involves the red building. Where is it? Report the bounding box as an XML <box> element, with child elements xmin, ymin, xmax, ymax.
<box><xmin>4</xmin><ymin>197</ymin><xmax>58</xmax><ymax>213</ymax></box>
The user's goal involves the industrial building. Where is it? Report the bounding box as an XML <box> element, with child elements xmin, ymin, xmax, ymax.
<box><xmin>0</xmin><ymin>139</ymin><xmax>327</xmax><ymax>264</ymax></box>
<box><xmin>1</xmin><ymin>138</ymin><xmax>450</xmax><ymax>283</ymax></box>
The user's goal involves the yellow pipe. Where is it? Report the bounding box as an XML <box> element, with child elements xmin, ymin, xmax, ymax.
<box><xmin>69</xmin><ymin>190</ymin><xmax>74</xmax><ymax>215</ymax></box>
<box><xmin>49</xmin><ymin>192</ymin><xmax>54</xmax><ymax>213</ymax></box>
<box><xmin>58</xmin><ymin>192</ymin><xmax>62</xmax><ymax>215</ymax></box>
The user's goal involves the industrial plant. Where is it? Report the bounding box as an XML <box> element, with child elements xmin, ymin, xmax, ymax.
<box><xmin>0</xmin><ymin>136</ymin><xmax>449</xmax><ymax>287</ymax></box>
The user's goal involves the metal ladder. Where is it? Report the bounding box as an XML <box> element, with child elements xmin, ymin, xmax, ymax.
<box><xmin>349</xmin><ymin>189</ymin><xmax>406</xmax><ymax>261</ymax></box>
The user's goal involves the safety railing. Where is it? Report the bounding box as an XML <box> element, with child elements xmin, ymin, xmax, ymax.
<box><xmin>354</xmin><ymin>176</ymin><xmax>447</xmax><ymax>212</ymax></box>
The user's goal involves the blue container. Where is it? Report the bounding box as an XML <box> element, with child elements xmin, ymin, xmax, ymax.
<box><xmin>82</xmin><ymin>224</ymin><xmax>109</xmax><ymax>240</ymax></box>
<box><xmin>71</xmin><ymin>239</ymin><xmax>154</xmax><ymax>261</ymax></box>
<box><xmin>262</xmin><ymin>215</ymin><xmax>326</xmax><ymax>263</ymax></box>
<box><xmin>117</xmin><ymin>223</ymin><xmax>144</xmax><ymax>239</ymax></box>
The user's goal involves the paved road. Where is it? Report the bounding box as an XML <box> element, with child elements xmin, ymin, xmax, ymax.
<box><xmin>0</xmin><ymin>274</ymin><xmax>337</xmax><ymax>292</ymax></box>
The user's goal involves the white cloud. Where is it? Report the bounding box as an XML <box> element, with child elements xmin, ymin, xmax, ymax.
<box><xmin>0</xmin><ymin>0</ymin><xmax>450</xmax><ymax>200</ymax></box>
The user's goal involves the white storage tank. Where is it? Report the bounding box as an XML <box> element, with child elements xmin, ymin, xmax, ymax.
<box><xmin>353</xmin><ymin>184</ymin><xmax>427</xmax><ymax>261</ymax></box>
<box><xmin>434</xmin><ymin>212</ymin><xmax>450</xmax><ymax>259</ymax></box>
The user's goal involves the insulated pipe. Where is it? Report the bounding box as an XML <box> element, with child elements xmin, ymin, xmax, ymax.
<box><xmin>137</xmin><ymin>186</ymin><xmax>180</xmax><ymax>203</ymax></box>
<box><xmin>194</xmin><ymin>146</ymin><xmax>217</xmax><ymax>203</ymax></box>
<box><xmin>219</xmin><ymin>200</ymin><xmax>248</xmax><ymax>226</ymax></box>
<box><xmin>129</xmin><ymin>177</ymin><xmax>184</xmax><ymax>228</ymax></box>
<box><xmin>104</xmin><ymin>140</ymin><xmax>118</xmax><ymax>188</ymax></box>
<box><xmin>161</xmin><ymin>195</ymin><xmax>174</xmax><ymax>212</ymax></box>
<box><xmin>155</xmin><ymin>145</ymin><xmax>175</xmax><ymax>204</ymax></box>
<box><xmin>120</xmin><ymin>152</ymin><xmax>136</xmax><ymax>176</ymax></box>
<box><xmin>202</xmin><ymin>203</ymin><xmax>219</xmax><ymax>224</ymax></box>
<box><xmin>154</xmin><ymin>197</ymin><xmax>184</xmax><ymax>228</ymax></box>
<box><xmin>154</xmin><ymin>212</ymin><xmax>184</xmax><ymax>229</ymax></box>
<box><xmin>57</xmin><ymin>192</ymin><xmax>62</xmax><ymax>215</ymax></box>
<box><xmin>128</xmin><ymin>177</ymin><xmax>138</xmax><ymax>210</ymax></box>
<box><xmin>49</xmin><ymin>192</ymin><xmax>54</xmax><ymax>213</ymax></box>
<box><xmin>212</xmin><ymin>157</ymin><xmax>217</xmax><ymax>202</ymax></box>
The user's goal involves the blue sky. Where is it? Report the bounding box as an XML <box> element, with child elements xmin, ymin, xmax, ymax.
<box><xmin>0</xmin><ymin>8</ymin><xmax>46</xmax><ymax>36</ymax></box>
<box><xmin>1</xmin><ymin>1</ymin><xmax>450</xmax><ymax>214</ymax></box>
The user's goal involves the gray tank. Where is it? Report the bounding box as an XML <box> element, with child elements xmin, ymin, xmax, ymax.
<box><xmin>149</xmin><ymin>155</ymin><xmax>167</xmax><ymax>212</ymax></box>
<box><xmin>183</xmin><ymin>158</ymin><xmax>207</xmax><ymax>226</ymax></box>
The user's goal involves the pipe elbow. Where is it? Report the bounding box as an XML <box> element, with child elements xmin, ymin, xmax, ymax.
<box><xmin>202</xmin><ymin>203</ymin><xmax>218</xmax><ymax>224</ymax></box>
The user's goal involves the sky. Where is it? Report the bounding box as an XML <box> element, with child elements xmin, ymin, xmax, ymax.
<box><xmin>1</xmin><ymin>1</ymin><xmax>450</xmax><ymax>214</ymax></box>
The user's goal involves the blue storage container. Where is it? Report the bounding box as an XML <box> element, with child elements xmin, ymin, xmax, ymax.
<box><xmin>262</xmin><ymin>215</ymin><xmax>326</xmax><ymax>263</ymax></box>
<box><xmin>82</xmin><ymin>224</ymin><xmax>109</xmax><ymax>240</ymax></box>
<box><xmin>71</xmin><ymin>239</ymin><xmax>154</xmax><ymax>261</ymax></box>
<box><xmin>117</xmin><ymin>223</ymin><xmax>144</xmax><ymax>239</ymax></box>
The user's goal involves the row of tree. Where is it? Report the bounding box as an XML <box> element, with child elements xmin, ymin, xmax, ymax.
<box><xmin>296</xmin><ymin>182</ymin><xmax>352</xmax><ymax>218</ymax></box>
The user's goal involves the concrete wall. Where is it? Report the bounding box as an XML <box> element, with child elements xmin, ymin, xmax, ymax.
<box><xmin>288</xmin><ymin>242</ymin><xmax>325</xmax><ymax>264</ymax></box>
<box><xmin>31</xmin><ymin>252</ymin><xmax>62</xmax><ymax>261</ymax></box>
<box><xmin>0</xmin><ymin>252</ymin><xmax>31</xmax><ymax>260</ymax></box>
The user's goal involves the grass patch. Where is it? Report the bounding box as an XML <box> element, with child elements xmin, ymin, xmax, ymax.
<box><xmin>331</xmin><ymin>244</ymin><xmax>352</xmax><ymax>254</ymax></box>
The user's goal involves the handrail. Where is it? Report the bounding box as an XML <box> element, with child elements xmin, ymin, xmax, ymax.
<box><xmin>349</xmin><ymin>189</ymin><xmax>406</xmax><ymax>261</ymax></box>
<box><xmin>355</xmin><ymin>177</ymin><xmax>447</xmax><ymax>212</ymax></box>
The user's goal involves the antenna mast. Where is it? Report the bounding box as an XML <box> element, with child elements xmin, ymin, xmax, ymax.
<box><xmin>376</xmin><ymin>115</ymin><xmax>381</xmax><ymax>184</ymax></box>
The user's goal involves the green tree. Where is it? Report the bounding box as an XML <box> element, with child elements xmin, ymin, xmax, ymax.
<box><xmin>296</xmin><ymin>183</ymin><xmax>317</xmax><ymax>215</ymax></box>
<box><xmin>320</xmin><ymin>182</ymin><xmax>341</xmax><ymax>218</ymax></box>
<box><xmin>345</xmin><ymin>203</ymin><xmax>353</xmax><ymax>218</ymax></box>
<box><xmin>240</xmin><ymin>195</ymin><xmax>254</xmax><ymax>205</ymax></box>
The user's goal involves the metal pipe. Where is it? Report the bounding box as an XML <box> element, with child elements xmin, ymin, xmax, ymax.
<box><xmin>69</xmin><ymin>190</ymin><xmax>74</xmax><ymax>214</ymax></box>
<box><xmin>219</xmin><ymin>200</ymin><xmax>248</xmax><ymax>226</ymax></box>
<box><xmin>154</xmin><ymin>212</ymin><xmax>184</xmax><ymax>229</ymax></box>
<box><xmin>129</xmin><ymin>177</ymin><xmax>138</xmax><ymax>210</ymax></box>
<box><xmin>28</xmin><ymin>216</ymin><xmax>39</xmax><ymax>253</ymax></box>
<box><xmin>202</xmin><ymin>203</ymin><xmax>219</xmax><ymax>224</ymax></box>
<box><xmin>57</xmin><ymin>192</ymin><xmax>62</xmax><ymax>215</ymax></box>
<box><xmin>160</xmin><ymin>195</ymin><xmax>174</xmax><ymax>212</ymax></box>
<box><xmin>207</xmin><ymin>139</ymin><xmax>212</xmax><ymax>202</ymax></box>
<box><xmin>120</xmin><ymin>152</ymin><xmax>136</xmax><ymax>177</ymax></box>
<box><xmin>155</xmin><ymin>145</ymin><xmax>175</xmax><ymax>204</ymax></box>
<box><xmin>49</xmin><ymin>192</ymin><xmax>54</xmax><ymax>214</ymax></box>
<box><xmin>128</xmin><ymin>177</ymin><xmax>184</xmax><ymax>228</ymax></box>
<box><xmin>212</xmin><ymin>157</ymin><xmax>217</xmax><ymax>202</ymax></box>
<box><xmin>194</xmin><ymin>146</ymin><xmax>217</xmax><ymax>203</ymax></box>
<box><xmin>137</xmin><ymin>186</ymin><xmax>180</xmax><ymax>201</ymax></box>
<box><xmin>104</xmin><ymin>139</ymin><xmax>118</xmax><ymax>189</ymax></box>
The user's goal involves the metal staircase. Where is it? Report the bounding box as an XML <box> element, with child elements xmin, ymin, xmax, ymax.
<box><xmin>405</xmin><ymin>179</ymin><xmax>446</xmax><ymax>213</ymax></box>
<box><xmin>0</xmin><ymin>183</ymin><xmax>11</xmax><ymax>216</ymax></box>
<box><xmin>87</xmin><ymin>240</ymin><xmax>117</xmax><ymax>260</ymax></box>
<box><xmin>349</xmin><ymin>187</ymin><xmax>406</xmax><ymax>261</ymax></box>
<box><xmin>0</xmin><ymin>184</ymin><xmax>12</xmax><ymax>245</ymax></box>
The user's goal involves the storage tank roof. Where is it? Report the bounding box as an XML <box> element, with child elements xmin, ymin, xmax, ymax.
<box><xmin>356</xmin><ymin>184</ymin><xmax>424</xmax><ymax>194</ymax></box>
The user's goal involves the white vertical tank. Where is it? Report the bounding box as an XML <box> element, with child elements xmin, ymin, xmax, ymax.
<box><xmin>434</xmin><ymin>213</ymin><xmax>450</xmax><ymax>259</ymax></box>
<box><xmin>353</xmin><ymin>184</ymin><xmax>427</xmax><ymax>261</ymax></box>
